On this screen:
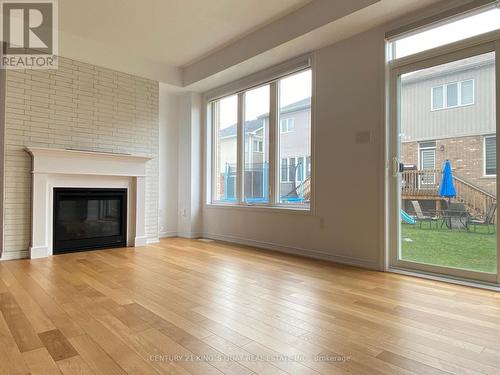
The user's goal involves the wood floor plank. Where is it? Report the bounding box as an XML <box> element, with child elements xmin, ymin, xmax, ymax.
<box><xmin>23</xmin><ymin>347</ymin><xmax>63</xmax><ymax>375</ymax></box>
<box><xmin>69</xmin><ymin>335</ymin><xmax>126</xmax><ymax>375</ymax></box>
<box><xmin>0</xmin><ymin>238</ymin><xmax>499</xmax><ymax>375</ymax></box>
<box><xmin>0</xmin><ymin>310</ymin><xmax>30</xmax><ymax>375</ymax></box>
<box><xmin>0</xmin><ymin>292</ymin><xmax>43</xmax><ymax>352</ymax></box>
<box><xmin>376</xmin><ymin>350</ymin><xmax>451</xmax><ymax>375</ymax></box>
<box><xmin>57</xmin><ymin>355</ymin><xmax>97</xmax><ymax>375</ymax></box>
<box><xmin>38</xmin><ymin>329</ymin><xmax>78</xmax><ymax>362</ymax></box>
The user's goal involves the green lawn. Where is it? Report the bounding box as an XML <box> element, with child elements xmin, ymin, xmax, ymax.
<box><xmin>401</xmin><ymin>223</ymin><xmax>497</xmax><ymax>273</ymax></box>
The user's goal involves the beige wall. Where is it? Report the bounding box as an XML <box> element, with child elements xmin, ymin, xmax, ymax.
<box><xmin>202</xmin><ymin>28</ymin><xmax>383</xmax><ymax>268</ymax></box>
<box><xmin>3</xmin><ymin>57</ymin><xmax>159</xmax><ymax>258</ymax></box>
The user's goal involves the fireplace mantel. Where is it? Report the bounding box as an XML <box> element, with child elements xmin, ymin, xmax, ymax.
<box><xmin>25</xmin><ymin>147</ymin><xmax>153</xmax><ymax>259</ymax></box>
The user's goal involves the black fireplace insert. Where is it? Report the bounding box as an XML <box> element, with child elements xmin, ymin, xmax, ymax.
<box><xmin>53</xmin><ymin>188</ymin><xmax>127</xmax><ymax>254</ymax></box>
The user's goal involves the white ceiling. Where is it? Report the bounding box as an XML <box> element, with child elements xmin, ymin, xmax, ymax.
<box><xmin>57</xmin><ymin>0</ymin><xmax>454</xmax><ymax>89</ymax></box>
<box><xmin>59</xmin><ymin>0</ymin><xmax>312</xmax><ymax>67</ymax></box>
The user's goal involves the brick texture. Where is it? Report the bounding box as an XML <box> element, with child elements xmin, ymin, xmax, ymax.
<box><xmin>401</xmin><ymin>135</ymin><xmax>496</xmax><ymax>195</ymax></box>
<box><xmin>3</xmin><ymin>57</ymin><xmax>159</xmax><ymax>256</ymax></box>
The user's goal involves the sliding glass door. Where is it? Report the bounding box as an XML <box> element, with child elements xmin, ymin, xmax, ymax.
<box><xmin>388</xmin><ymin>31</ymin><xmax>500</xmax><ymax>283</ymax></box>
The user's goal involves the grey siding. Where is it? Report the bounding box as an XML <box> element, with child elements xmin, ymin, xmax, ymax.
<box><xmin>401</xmin><ymin>56</ymin><xmax>495</xmax><ymax>143</ymax></box>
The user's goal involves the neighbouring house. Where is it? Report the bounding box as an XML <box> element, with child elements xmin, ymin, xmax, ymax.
<box><xmin>218</xmin><ymin>98</ymin><xmax>311</xmax><ymax>202</ymax></box>
<box><xmin>400</xmin><ymin>53</ymin><xmax>496</xmax><ymax>216</ymax></box>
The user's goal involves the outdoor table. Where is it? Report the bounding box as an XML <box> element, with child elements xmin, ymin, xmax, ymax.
<box><xmin>440</xmin><ymin>209</ymin><xmax>469</xmax><ymax>230</ymax></box>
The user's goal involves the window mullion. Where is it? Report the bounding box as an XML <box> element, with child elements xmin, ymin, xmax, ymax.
<box><xmin>269</xmin><ymin>82</ymin><xmax>278</xmax><ymax>205</ymax></box>
<box><xmin>237</xmin><ymin>93</ymin><xmax>245</xmax><ymax>204</ymax></box>
<box><xmin>211</xmin><ymin>102</ymin><xmax>218</xmax><ymax>203</ymax></box>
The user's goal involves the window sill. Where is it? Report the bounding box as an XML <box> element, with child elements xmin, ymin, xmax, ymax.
<box><xmin>205</xmin><ymin>202</ymin><xmax>313</xmax><ymax>215</ymax></box>
<box><xmin>481</xmin><ymin>175</ymin><xmax>496</xmax><ymax>179</ymax></box>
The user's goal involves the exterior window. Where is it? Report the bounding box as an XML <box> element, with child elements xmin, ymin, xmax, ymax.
<box><xmin>419</xmin><ymin>141</ymin><xmax>436</xmax><ymax>186</ymax></box>
<box><xmin>213</xmin><ymin>95</ymin><xmax>238</xmax><ymax>202</ymax></box>
<box><xmin>388</xmin><ymin>7</ymin><xmax>500</xmax><ymax>60</ymax></box>
<box><xmin>485</xmin><ymin>136</ymin><xmax>496</xmax><ymax>176</ymax></box>
<box><xmin>446</xmin><ymin>83</ymin><xmax>458</xmax><ymax>107</ymax></box>
<box><xmin>244</xmin><ymin>85</ymin><xmax>269</xmax><ymax>203</ymax></box>
<box><xmin>461</xmin><ymin>80</ymin><xmax>474</xmax><ymax>105</ymax></box>
<box><xmin>253</xmin><ymin>140</ymin><xmax>263</xmax><ymax>152</ymax></box>
<box><xmin>431</xmin><ymin>79</ymin><xmax>474</xmax><ymax>110</ymax></box>
<box><xmin>432</xmin><ymin>86</ymin><xmax>444</xmax><ymax>110</ymax></box>
<box><xmin>280</xmin><ymin>118</ymin><xmax>295</xmax><ymax>133</ymax></box>
<box><xmin>278</xmin><ymin>70</ymin><xmax>312</xmax><ymax>205</ymax></box>
<box><xmin>281</xmin><ymin>158</ymin><xmax>288</xmax><ymax>182</ymax></box>
<box><xmin>208</xmin><ymin>68</ymin><xmax>312</xmax><ymax>208</ymax></box>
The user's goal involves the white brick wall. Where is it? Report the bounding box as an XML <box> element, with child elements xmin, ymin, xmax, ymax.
<box><xmin>3</xmin><ymin>57</ymin><xmax>159</xmax><ymax>257</ymax></box>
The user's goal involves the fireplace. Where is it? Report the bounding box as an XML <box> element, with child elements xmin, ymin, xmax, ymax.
<box><xmin>53</xmin><ymin>188</ymin><xmax>127</xmax><ymax>254</ymax></box>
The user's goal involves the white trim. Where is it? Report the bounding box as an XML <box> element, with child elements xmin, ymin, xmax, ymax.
<box><xmin>204</xmin><ymin>54</ymin><xmax>311</xmax><ymax>102</ymax></box>
<box><xmin>205</xmin><ymin>202</ymin><xmax>312</xmax><ymax>215</ymax></box>
<box><xmin>203</xmin><ymin>233</ymin><xmax>379</xmax><ymax>270</ymax></box>
<box><xmin>177</xmin><ymin>232</ymin><xmax>202</xmax><ymax>239</ymax></box>
<box><xmin>389</xmin><ymin>267</ymin><xmax>500</xmax><ymax>292</ymax></box>
<box><xmin>430</xmin><ymin>78</ymin><xmax>475</xmax><ymax>111</ymax></box>
<box><xmin>160</xmin><ymin>231</ymin><xmax>178</xmax><ymax>238</ymax></box>
<box><xmin>387</xmin><ymin>30</ymin><xmax>500</xmax><ymax>284</ymax></box>
<box><xmin>387</xmin><ymin>3</ymin><xmax>500</xmax><ymax>61</ymax></box>
<box><xmin>146</xmin><ymin>238</ymin><xmax>160</xmax><ymax>245</ymax></box>
<box><xmin>207</xmin><ymin>67</ymin><xmax>312</xmax><ymax>210</ymax></box>
<box><xmin>0</xmin><ymin>250</ymin><xmax>29</xmax><ymax>261</ymax></box>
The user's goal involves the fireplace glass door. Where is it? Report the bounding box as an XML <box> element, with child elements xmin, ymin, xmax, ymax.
<box><xmin>53</xmin><ymin>188</ymin><xmax>127</xmax><ymax>254</ymax></box>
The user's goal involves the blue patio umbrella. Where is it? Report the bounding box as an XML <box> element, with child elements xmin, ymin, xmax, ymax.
<box><xmin>439</xmin><ymin>159</ymin><xmax>456</xmax><ymax>198</ymax></box>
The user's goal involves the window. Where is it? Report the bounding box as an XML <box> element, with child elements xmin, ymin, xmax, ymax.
<box><xmin>485</xmin><ymin>136</ymin><xmax>496</xmax><ymax>176</ymax></box>
<box><xmin>388</xmin><ymin>7</ymin><xmax>500</xmax><ymax>60</ymax></box>
<box><xmin>253</xmin><ymin>140</ymin><xmax>263</xmax><ymax>152</ymax></box>
<box><xmin>281</xmin><ymin>157</ymin><xmax>307</xmax><ymax>183</ymax></box>
<box><xmin>209</xmin><ymin>69</ymin><xmax>312</xmax><ymax>208</ymax></box>
<box><xmin>446</xmin><ymin>83</ymin><xmax>458</xmax><ymax>107</ymax></box>
<box><xmin>431</xmin><ymin>79</ymin><xmax>474</xmax><ymax>110</ymax></box>
<box><xmin>244</xmin><ymin>85</ymin><xmax>269</xmax><ymax>203</ymax></box>
<box><xmin>432</xmin><ymin>86</ymin><xmax>444</xmax><ymax>110</ymax></box>
<box><xmin>280</xmin><ymin>118</ymin><xmax>295</xmax><ymax>133</ymax></box>
<box><xmin>278</xmin><ymin>70</ymin><xmax>311</xmax><ymax>205</ymax></box>
<box><xmin>419</xmin><ymin>141</ymin><xmax>436</xmax><ymax>185</ymax></box>
<box><xmin>213</xmin><ymin>95</ymin><xmax>237</xmax><ymax>202</ymax></box>
<box><xmin>461</xmin><ymin>79</ymin><xmax>474</xmax><ymax>105</ymax></box>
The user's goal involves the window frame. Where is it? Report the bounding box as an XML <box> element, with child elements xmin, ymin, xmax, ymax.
<box><xmin>280</xmin><ymin>118</ymin><xmax>295</xmax><ymax>133</ymax></box>
<box><xmin>431</xmin><ymin>79</ymin><xmax>475</xmax><ymax>111</ymax></box>
<box><xmin>206</xmin><ymin>67</ymin><xmax>313</xmax><ymax>211</ymax></box>
<box><xmin>484</xmin><ymin>134</ymin><xmax>496</xmax><ymax>177</ymax></box>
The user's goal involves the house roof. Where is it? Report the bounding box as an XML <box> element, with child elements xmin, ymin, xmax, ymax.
<box><xmin>401</xmin><ymin>53</ymin><xmax>494</xmax><ymax>84</ymax></box>
<box><xmin>219</xmin><ymin>97</ymin><xmax>310</xmax><ymax>138</ymax></box>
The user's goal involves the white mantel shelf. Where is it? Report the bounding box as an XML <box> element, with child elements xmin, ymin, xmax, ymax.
<box><xmin>25</xmin><ymin>147</ymin><xmax>153</xmax><ymax>177</ymax></box>
<box><xmin>25</xmin><ymin>147</ymin><xmax>152</xmax><ymax>259</ymax></box>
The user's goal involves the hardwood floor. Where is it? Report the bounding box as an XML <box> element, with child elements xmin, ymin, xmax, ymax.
<box><xmin>0</xmin><ymin>238</ymin><xmax>499</xmax><ymax>375</ymax></box>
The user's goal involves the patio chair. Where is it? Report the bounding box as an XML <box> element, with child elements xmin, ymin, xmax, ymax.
<box><xmin>470</xmin><ymin>203</ymin><xmax>496</xmax><ymax>233</ymax></box>
<box><xmin>410</xmin><ymin>200</ymin><xmax>439</xmax><ymax>229</ymax></box>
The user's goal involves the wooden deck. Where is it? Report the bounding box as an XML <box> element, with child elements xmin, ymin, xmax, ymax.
<box><xmin>402</xmin><ymin>169</ymin><xmax>496</xmax><ymax>217</ymax></box>
<box><xmin>1</xmin><ymin>238</ymin><xmax>500</xmax><ymax>374</ymax></box>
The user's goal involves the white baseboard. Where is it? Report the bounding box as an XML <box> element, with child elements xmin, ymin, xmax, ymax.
<box><xmin>30</xmin><ymin>246</ymin><xmax>50</xmax><ymax>259</ymax></box>
<box><xmin>202</xmin><ymin>233</ymin><xmax>380</xmax><ymax>270</ymax></box>
<box><xmin>147</xmin><ymin>237</ymin><xmax>160</xmax><ymax>244</ymax></box>
<box><xmin>0</xmin><ymin>250</ymin><xmax>29</xmax><ymax>261</ymax></box>
<box><xmin>134</xmin><ymin>236</ymin><xmax>148</xmax><ymax>247</ymax></box>
<box><xmin>160</xmin><ymin>231</ymin><xmax>177</xmax><ymax>238</ymax></box>
<box><xmin>177</xmin><ymin>232</ymin><xmax>202</xmax><ymax>239</ymax></box>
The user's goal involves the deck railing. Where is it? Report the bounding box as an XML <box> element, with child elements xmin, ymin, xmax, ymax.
<box><xmin>401</xmin><ymin>169</ymin><xmax>496</xmax><ymax>218</ymax></box>
<box><xmin>453</xmin><ymin>175</ymin><xmax>496</xmax><ymax>218</ymax></box>
<box><xmin>401</xmin><ymin>169</ymin><xmax>441</xmax><ymax>197</ymax></box>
